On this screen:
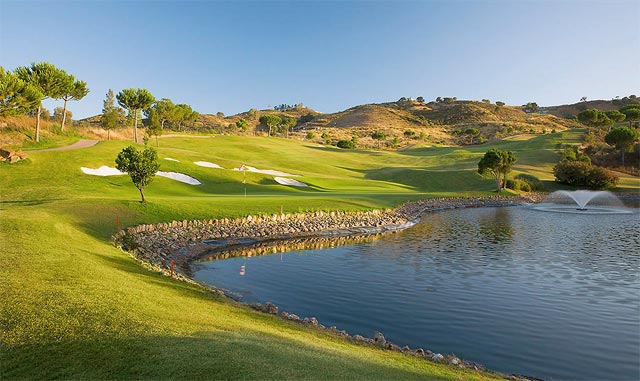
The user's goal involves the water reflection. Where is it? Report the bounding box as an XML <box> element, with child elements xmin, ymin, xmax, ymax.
<box><xmin>478</xmin><ymin>208</ymin><xmax>513</xmax><ymax>244</ymax></box>
<box><xmin>198</xmin><ymin>234</ymin><xmax>386</xmax><ymax>263</ymax></box>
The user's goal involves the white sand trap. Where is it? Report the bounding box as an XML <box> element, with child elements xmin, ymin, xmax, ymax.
<box><xmin>81</xmin><ymin>166</ymin><xmax>200</xmax><ymax>185</ymax></box>
<box><xmin>194</xmin><ymin>161</ymin><xmax>223</xmax><ymax>169</ymax></box>
<box><xmin>81</xmin><ymin>166</ymin><xmax>125</xmax><ymax>176</ymax></box>
<box><xmin>157</xmin><ymin>171</ymin><xmax>201</xmax><ymax>185</ymax></box>
<box><xmin>233</xmin><ymin>165</ymin><xmax>299</xmax><ymax>177</ymax></box>
<box><xmin>274</xmin><ymin>177</ymin><xmax>308</xmax><ymax>187</ymax></box>
<box><xmin>164</xmin><ymin>158</ymin><xmax>180</xmax><ymax>162</ymax></box>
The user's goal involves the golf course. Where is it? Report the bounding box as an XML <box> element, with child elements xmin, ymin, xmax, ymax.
<box><xmin>2</xmin><ymin>128</ymin><xmax>638</xmax><ymax>380</ymax></box>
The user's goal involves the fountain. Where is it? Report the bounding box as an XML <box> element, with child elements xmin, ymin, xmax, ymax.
<box><xmin>534</xmin><ymin>190</ymin><xmax>632</xmax><ymax>214</ymax></box>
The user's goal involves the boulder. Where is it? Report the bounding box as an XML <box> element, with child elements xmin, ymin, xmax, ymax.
<box><xmin>264</xmin><ymin>302</ymin><xmax>278</xmax><ymax>314</ymax></box>
<box><xmin>373</xmin><ymin>331</ymin><xmax>386</xmax><ymax>346</ymax></box>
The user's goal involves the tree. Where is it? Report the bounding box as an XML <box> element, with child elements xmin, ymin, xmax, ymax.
<box><xmin>172</xmin><ymin>103</ymin><xmax>198</xmax><ymax>130</ymax></box>
<box><xmin>144</xmin><ymin>107</ymin><xmax>163</xmax><ymax>146</ymax></box>
<box><xmin>53</xmin><ymin>107</ymin><xmax>72</xmax><ymax>123</ymax></box>
<box><xmin>59</xmin><ymin>77</ymin><xmax>88</xmax><ymax>131</ymax></box>
<box><xmin>280</xmin><ymin>117</ymin><xmax>297</xmax><ymax>138</ymax></box>
<box><xmin>605</xmin><ymin>127</ymin><xmax>639</xmax><ymax>166</ymax></box>
<box><xmin>576</xmin><ymin>108</ymin><xmax>613</xmax><ymax>133</ymax></box>
<box><xmin>15</xmin><ymin>62</ymin><xmax>68</xmax><ymax>142</ymax></box>
<box><xmin>464</xmin><ymin>128</ymin><xmax>481</xmax><ymax>144</ymax></box>
<box><xmin>523</xmin><ymin>102</ymin><xmax>539</xmax><ymax>113</ymax></box>
<box><xmin>0</xmin><ymin>67</ymin><xmax>42</xmax><ymax>116</ymax></box>
<box><xmin>259</xmin><ymin>114</ymin><xmax>281</xmax><ymax>136</ymax></box>
<box><xmin>371</xmin><ymin>131</ymin><xmax>386</xmax><ymax>149</ymax></box>
<box><xmin>605</xmin><ymin>110</ymin><xmax>626</xmax><ymax>126</ymax></box>
<box><xmin>416</xmin><ymin>96</ymin><xmax>425</xmax><ymax>103</ymax></box>
<box><xmin>580</xmin><ymin>97</ymin><xmax>587</xmax><ymax>102</ymax></box>
<box><xmin>619</xmin><ymin>104</ymin><xmax>640</xmax><ymax>128</ymax></box>
<box><xmin>116</xmin><ymin>88</ymin><xmax>155</xmax><ymax>143</ymax></box>
<box><xmin>115</xmin><ymin>145</ymin><xmax>160</xmax><ymax>203</ymax></box>
<box><xmin>478</xmin><ymin>149</ymin><xmax>516</xmax><ymax>191</ymax></box>
<box><xmin>216</xmin><ymin>111</ymin><xmax>225</xmax><ymax>118</ymax></box>
<box><xmin>235</xmin><ymin>118</ymin><xmax>248</xmax><ymax>131</ymax></box>
<box><xmin>101</xmin><ymin>89</ymin><xmax>126</xmax><ymax>140</ymax></box>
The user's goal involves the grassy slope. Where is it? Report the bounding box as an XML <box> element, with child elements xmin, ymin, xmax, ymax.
<box><xmin>2</xmin><ymin>131</ymin><xmax>638</xmax><ymax>379</ymax></box>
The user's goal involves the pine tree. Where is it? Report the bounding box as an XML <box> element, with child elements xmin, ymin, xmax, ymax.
<box><xmin>101</xmin><ymin>89</ymin><xmax>125</xmax><ymax>140</ymax></box>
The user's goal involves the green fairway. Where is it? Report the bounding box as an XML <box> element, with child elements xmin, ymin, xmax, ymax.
<box><xmin>1</xmin><ymin>132</ymin><xmax>638</xmax><ymax>379</ymax></box>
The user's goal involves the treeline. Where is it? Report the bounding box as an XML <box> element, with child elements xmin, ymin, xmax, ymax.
<box><xmin>99</xmin><ymin>89</ymin><xmax>199</xmax><ymax>144</ymax></box>
<box><xmin>0</xmin><ymin>61</ymin><xmax>203</xmax><ymax>145</ymax></box>
<box><xmin>1</xmin><ymin>63</ymin><xmax>89</xmax><ymax>141</ymax></box>
<box><xmin>567</xmin><ymin>103</ymin><xmax>640</xmax><ymax>174</ymax></box>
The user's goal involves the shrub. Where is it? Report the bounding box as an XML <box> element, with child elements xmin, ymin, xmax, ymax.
<box><xmin>505</xmin><ymin>179</ymin><xmax>532</xmax><ymax>192</ymax></box>
<box><xmin>305</xmin><ymin>132</ymin><xmax>315</xmax><ymax>139</ymax></box>
<box><xmin>404</xmin><ymin>130</ymin><xmax>415</xmax><ymax>137</ymax></box>
<box><xmin>553</xmin><ymin>161</ymin><xmax>618</xmax><ymax>189</ymax></box>
<box><xmin>321</xmin><ymin>132</ymin><xmax>329</xmax><ymax>139</ymax></box>
<box><xmin>514</xmin><ymin>174</ymin><xmax>544</xmax><ymax>191</ymax></box>
<box><xmin>336</xmin><ymin>140</ymin><xmax>355</xmax><ymax>149</ymax></box>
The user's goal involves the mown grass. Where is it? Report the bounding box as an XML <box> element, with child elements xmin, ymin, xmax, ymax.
<box><xmin>1</xmin><ymin>131</ymin><xmax>638</xmax><ymax>379</ymax></box>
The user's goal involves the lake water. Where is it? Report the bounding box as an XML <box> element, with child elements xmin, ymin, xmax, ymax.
<box><xmin>193</xmin><ymin>206</ymin><xmax>640</xmax><ymax>380</ymax></box>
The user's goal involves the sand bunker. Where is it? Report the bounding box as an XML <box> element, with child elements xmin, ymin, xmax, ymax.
<box><xmin>157</xmin><ymin>171</ymin><xmax>201</xmax><ymax>185</ymax></box>
<box><xmin>164</xmin><ymin>158</ymin><xmax>180</xmax><ymax>162</ymax></box>
<box><xmin>81</xmin><ymin>166</ymin><xmax>200</xmax><ymax>185</ymax></box>
<box><xmin>233</xmin><ymin>165</ymin><xmax>299</xmax><ymax>177</ymax></box>
<box><xmin>194</xmin><ymin>161</ymin><xmax>223</xmax><ymax>169</ymax></box>
<box><xmin>274</xmin><ymin>177</ymin><xmax>308</xmax><ymax>187</ymax></box>
<box><xmin>81</xmin><ymin>166</ymin><xmax>124</xmax><ymax>176</ymax></box>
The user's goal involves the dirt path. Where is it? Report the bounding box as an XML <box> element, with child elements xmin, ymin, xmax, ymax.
<box><xmin>27</xmin><ymin>139</ymin><xmax>100</xmax><ymax>152</ymax></box>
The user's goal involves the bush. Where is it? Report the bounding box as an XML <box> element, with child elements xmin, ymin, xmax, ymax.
<box><xmin>404</xmin><ymin>130</ymin><xmax>415</xmax><ymax>137</ymax></box>
<box><xmin>553</xmin><ymin>161</ymin><xmax>618</xmax><ymax>189</ymax></box>
<box><xmin>305</xmin><ymin>132</ymin><xmax>315</xmax><ymax>139</ymax></box>
<box><xmin>336</xmin><ymin>140</ymin><xmax>355</xmax><ymax>149</ymax></box>
<box><xmin>505</xmin><ymin>179</ymin><xmax>532</xmax><ymax>192</ymax></box>
<box><xmin>514</xmin><ymin>174</ymin><xmax>544</xmax><ymax>191</ymax></box>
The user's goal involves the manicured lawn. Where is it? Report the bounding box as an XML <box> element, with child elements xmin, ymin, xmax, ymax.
<box><xmin>1</xmin><ymin>131</ymin><xmax>637</xmax><ymax>379</ymax></box>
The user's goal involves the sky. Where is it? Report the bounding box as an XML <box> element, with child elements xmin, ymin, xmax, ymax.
<box><xmin>1</xmin><ymin>0</ymin><xmax>639</xmax><ymax>119</ymax></box>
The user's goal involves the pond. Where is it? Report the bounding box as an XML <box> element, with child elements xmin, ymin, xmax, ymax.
<box><xmin>193</xmin><ymin>206</ymin><xmax>640</xmax><ymax>380</ymax></box>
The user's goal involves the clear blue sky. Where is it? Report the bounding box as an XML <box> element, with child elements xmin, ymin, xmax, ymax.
<box><xmin>1</xmin><ymin>0</ymin><xmax>638</xmax><ymax>119</ymax></box>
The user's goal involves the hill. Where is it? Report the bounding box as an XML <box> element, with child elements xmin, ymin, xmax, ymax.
<box><xmin>541</xmin><ymin>97</ymin><xmax>639</xmax><ymax>118</ymax></box>
<box><xmin>63</xmin><ymin>97</ymin><xmax>640</xmax><ymax>150</ymax></box>
<box><xmin>287</xmin><ymin>99</ymin><xmax>580</xmax><ymax>148</ymax></box>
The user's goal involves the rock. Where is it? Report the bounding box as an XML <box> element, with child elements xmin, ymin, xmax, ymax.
<box><xmin>431</xmin><ymin>353</ymin><xmax>444</xmax><ymax>361</ymax></box>
<box><xmin>449</xmin><ymin>356</ymin><xmax>461</xmax><ymax>366</ymax></box>
<box><xmin>414</xmin><ymin>348</ymin><xmax>425</xmax><ymax>356</ymax></box>
<box><xmin>309</xmin><ymin>317</ymin><xmax>319</xmax><ymax>326</ymax></box>
<box><xmin>386</xmin><ymin>342</ymin><xmax>401</xmax><ymax>351</ymax></box>
<box><xmin>353</xmin><ymin>334</ymin><xmax>366</xmax><ymax>342</ymax></box>
<box><xmin>264</xmin><ymin>302</ymin><xmax>278</xmax><ymax>314</ymax></box>
<box><xmin>401</xmin><ymin>346</ymin><xmax>411</xmax><ymax>353</ymax></box>
<box><xmin>373</xmin><ymin>331</ymin><xmax>386</xmax><ymax>346</ymax></box>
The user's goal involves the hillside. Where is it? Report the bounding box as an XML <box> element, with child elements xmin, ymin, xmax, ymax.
<box><xmin>287</xmin><ymin>99</ymin><xmax>580</xmax><ymax>148</ymax></box>
<box><xmin>48</xmin><ymin>97</ymin><xmax>624</xmax><ymax>150</ymax></box>
<box><xmin>541</xmin><ymin>97</ymin><xmax>639</xmax><ymax>118</ymax></box>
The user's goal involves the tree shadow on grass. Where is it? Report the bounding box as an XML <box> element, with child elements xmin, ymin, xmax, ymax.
<box><xmin>2</xmin><ymin>331</ymin><xmax>461</xmax><ymax>380</ymax></box>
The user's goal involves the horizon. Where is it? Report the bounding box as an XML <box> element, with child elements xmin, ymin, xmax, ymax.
<box><xmin>1</xmin><ymin>0</ymin><xmax>639</xmax><ymax>119</ymax></box>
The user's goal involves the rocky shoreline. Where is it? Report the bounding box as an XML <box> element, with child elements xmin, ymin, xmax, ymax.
<box><xmin>113</xmin><ymin>194</ymin><xmax>546</xmax><ymax>381</ymax></box>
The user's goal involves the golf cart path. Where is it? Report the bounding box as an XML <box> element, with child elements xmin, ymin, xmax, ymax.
<box><xmin>27</xmin><ymin>139</ymin><xmax>100</xmax><ymax>152</ymax></box>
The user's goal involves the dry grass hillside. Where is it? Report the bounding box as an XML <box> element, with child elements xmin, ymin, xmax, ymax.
<box><xmin>5</xmin><ymin>98</ymin><xmax>605</xmax><ymax>151</ymax></box>
<box><xmin>542</xmin><ymin>97</ymin><xmax>640</xmax><ymax>118</ymax></box>
<box><xmin>286</xmin><ymin>99</ymin><xmax>581</xmax><ymax>149</ymax></box>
